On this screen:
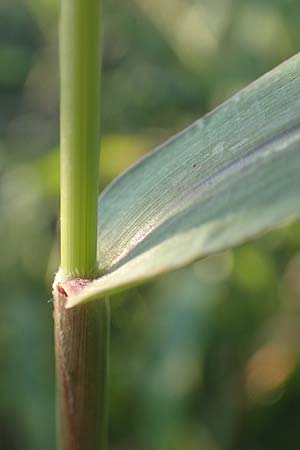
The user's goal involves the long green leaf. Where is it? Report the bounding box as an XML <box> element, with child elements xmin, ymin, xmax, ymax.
<box><xmin>63</xmin><ymin>54</ymin><xmax>300</xmax><ymax>308</ymax></box>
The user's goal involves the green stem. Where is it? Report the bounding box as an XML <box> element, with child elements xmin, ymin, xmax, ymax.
<box><xmin>54</xmin><ymin>1</ymin><xmax>109</xmax><ymax>449</ymax></box>
<box><xmin>60</xmin><ymin>0</ymin><xmax>101</xmax><ymax>279</ymax></box>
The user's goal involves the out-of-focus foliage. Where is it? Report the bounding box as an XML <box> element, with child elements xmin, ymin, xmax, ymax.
<box><xmin>1</xmin><ymin>0</ymin><xmax>300</xmax><ymax>449</ymax></box>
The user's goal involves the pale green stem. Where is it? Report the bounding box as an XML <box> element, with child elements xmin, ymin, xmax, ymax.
<box><xmin>60</xmin><ymin>0</ymin><xmax>102</xmax><ymax>279</ymax></box>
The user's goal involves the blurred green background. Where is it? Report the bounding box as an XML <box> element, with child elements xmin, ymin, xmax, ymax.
<box><xmin>1</xmin><ymin>0</ymin><xmax>300</xmax><ymax>449</ymax></box>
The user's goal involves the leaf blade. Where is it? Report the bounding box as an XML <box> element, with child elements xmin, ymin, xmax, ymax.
<box><xmin>66</xmin><ymin>54</ymin><xmax>300</xmax><ymax>307</ymax></box>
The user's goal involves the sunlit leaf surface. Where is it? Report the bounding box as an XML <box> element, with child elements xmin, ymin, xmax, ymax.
<box><xmin>65</xmin><ymin>54</ymin><xmax>300</xmax><ymax>307</ymax></box>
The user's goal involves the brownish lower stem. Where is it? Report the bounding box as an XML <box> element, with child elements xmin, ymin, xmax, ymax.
<box><xmin>54</xmin><ymin>294</ymin><xmax>110</xmax><ymax>450</ymax></box>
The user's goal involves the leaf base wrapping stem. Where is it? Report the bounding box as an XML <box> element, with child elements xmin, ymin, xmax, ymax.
<box><xmin>53</xmin><ymin>290</ymin><xmax>110</xmax><ymax>450</ymax></box>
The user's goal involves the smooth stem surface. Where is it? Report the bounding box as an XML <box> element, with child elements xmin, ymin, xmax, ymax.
<box><xmin>60</xmin><ymin>0</ymin><xmax>101</xmax><ymax>279</ymax></box>
<box><xmin>55</xmin><ymin>1</ymin><xmax>109</xmax><ymax>450</ymax></box>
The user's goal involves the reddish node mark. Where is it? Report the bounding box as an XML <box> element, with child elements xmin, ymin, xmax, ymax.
<box><xmin>57</xmin><ymin>284</ymin><xmax>68</xmax><ymax>297</ymax></box>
